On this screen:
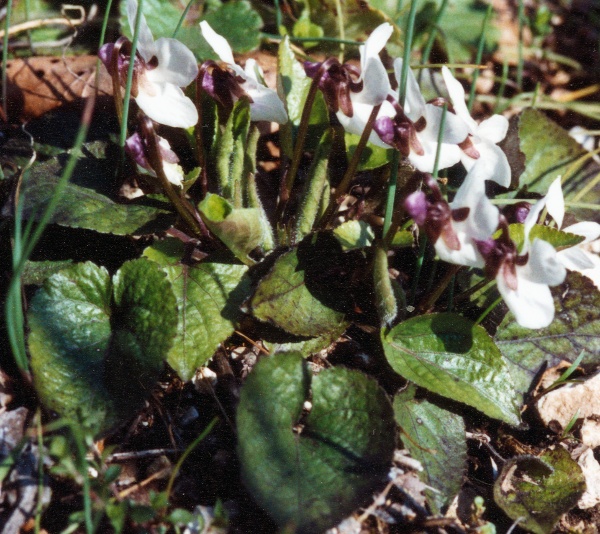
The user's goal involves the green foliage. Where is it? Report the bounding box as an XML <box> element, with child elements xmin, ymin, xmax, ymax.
<box><xmin>19</xmin><ymin>146</ymin><xmax>174</xmax><ymax>235</ymax></box>
<box><xmin>28</xmin><ymin>260</ymin><xmax>177</xmax><ymax>435</ymax></box>
<box><xmin>494</xmin><ymin>448</ymin><xmax>586</xmax><ymax>534</ymax></box>
<box><xmin>277</xmin><ymin>36</ymin><xmax>328</xmax><ymax>156</ymax></box>
<box><xmin>394</xmin><ymin>385</ymin><xmax>466</xmax><ymax>514</ymax></box>
<box><xmin>516</xmin><ymin>109</ymin><xmax>600</xmax><ymax>220</ymax></box>
<box><xmin>120</xmin><ymin>0</ymin><xmax>263</xmax><ymax>60</ymax></box>
<box><xmin>248</xmin><ymin>241</ymin><xmax>349</xmax><ymax>338</ymax></box>
<box><xmin>495</xmin><ymin>271</ymin><xmax>600</xmax><ymax>400</ymax></box>
<box><xmin>345</xmin><ymin>132</ymin><xmax>392</xmax><ymax>171</ymax></box>
<box><xmin>212</xmin><ymin>99</ymin><xmax>251</xmax><ymax>205</ymax></box>
<box><xmin>382</xmin><ymin>313</ymin><xmax>521</xmax><ymax>425</ymax></box>
<box><xmin>505</xmin><ymin>223</ymin><xmax>585</xmax><ymax>252</ymax></box>
<box><xmin>294</xmin><ymin>129</ymin><xmax>333</xmax><ymax>241</ymax></box>
<box><xmin>333</xmin><ymin>220</ymin><xmax>376</xmax><ymax>250</ymax></box>
<box><xmin>144</xmin><ymin>239</ymin><xmax>251</xmax><ymax>381</ymax></box>
<box><xmin>199</xmin><ymin>193</ymin><xmax>274</xmax><ymax>265</ymax></box>
<box><xmin>237</xmin><ymin>352</ymin><xmax>396</xmax><ymax>533</ymax></box>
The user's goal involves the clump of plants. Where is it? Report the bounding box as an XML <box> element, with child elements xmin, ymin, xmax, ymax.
<box><xmin>3</xmin><ymin>0</ymin><xmax>600</xmax><ymax>532</ymax></box>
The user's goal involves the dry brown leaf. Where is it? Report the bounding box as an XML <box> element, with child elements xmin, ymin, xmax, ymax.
<box><xmin>4</xmin><ymin>55</ymin><xmax>112</xmax><ymax>122</ymax></box>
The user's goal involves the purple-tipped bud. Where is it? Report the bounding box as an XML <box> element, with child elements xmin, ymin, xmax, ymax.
<box><xmin>475</xmin><ymin>238</ymin><xmax>496</xmax><ymax>257</ymax></box>
<box><xmin>503</xmin><ymin>201</ymin><xmax>531</xmax><ymax>224</ymax></box>
<box><xmin>373</xmin><ymin>116</ymin><xmax>396</xmax><ymax>146</ymax></box>
<box><xmin>303</xmin><ymin>61</ymin><xmax>321</xmax><ymax>79</ymax></box>
<box><xmin>98</xmin><ymin>43</ymin><xmax>115</xmax><ymax>72</ymax></box>
<box><xmin>125</xmin><ymin>132</ymin><xmax>150</xmax><ymax>170</ymax></box>
<box><xmin>404</xmin><ymin>190</ymin><xmax>429</xmax><ymax>226</ymax></box>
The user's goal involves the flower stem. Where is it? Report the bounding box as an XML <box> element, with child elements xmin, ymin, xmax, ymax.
<box><xmin>320</xmin><ymin>104</ymin><xmax>381</xmax><ymax>228</ymax></box>
<box><xmin>141</xmin><ymin>119</ymin><xmax>207</xmax><ymax>239</ymax></box>
<box><xmin>475</xmin><ymin>294</ymin><xmax>502</xmax><ymax>326</ymax></box>
<box><xmin>416</xmin><ymin>264</ymin><xmax>461</xmax><ymax>313</ymax></box>
<box><xmin>195</xmin><ymin>72</ymin><xmax>208</xmax><ymax>197</ymax></box>
<box><xmin>278</xmin><ymin>66</ymin><xmax>324</xmax><ymax>221</ymax></box>
<box><xmin>468</xmin><ymin>2</ymin><xmax>493</xmax><ymax>113</ymax></box>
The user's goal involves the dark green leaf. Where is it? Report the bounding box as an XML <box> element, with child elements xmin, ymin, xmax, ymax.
<box><xmin>517</xmin><ymin>109</ymin><xmax>600</xmax><ymax>222</ymax></box>
<box><xmin>144</xmin><ymin>240</ymin><xmax>251</xmax><ymax>381</ymax></box>
<box><xmin>22</xmin><ymin>260</ymin><xmax>74</xmax><ymax>286</ymax></box>
<box><xmin>249</xmin><ymin>243</ymin><xmax>349</xmax><ymax>338</ymax></box>
<box><xmin>494</xmin><ymin>448</ymin><xmax>585</xmax><ymax>534</ymax></box>
<box><xmin>20</xmin><ymin>150</ymin><xmax>174</xmax><ymax>235</ymax></box>
<box><xmin>237</xmin><ymin>353</ymin><xmax>396</xmax><ymax>533</ymax></box>
<box><xmin>199</xmin><ymin>193</ymin><xmax>274</xmax><ymax>265</ymax></box>
<box><xmin>393</xmin><ymin>385</ymin><xmax>466</xmax><ymax>514</ymax></box>
<box><xmin>382</xmin><ymin>313</ymin><xmax>521</xmax><ymax>425</ymax></box>
<box><xmin>28</xmin><ymin>260</ymin><xmax>177</xmax><ymax>434</ymax></box>
<box><xmin>333</xmin><ymin>220</ymin><xmax>376</xmax><ymax>251</ymax></box>
<box><xmin>495</xmin><ymin>271</ymin><xmax>600</xmax><ymax>400</ymax></box>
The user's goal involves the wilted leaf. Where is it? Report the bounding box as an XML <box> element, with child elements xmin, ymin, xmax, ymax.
<box><xmin>494</xmin><ymin>448</ymin><xmax>586</xmax><ymax>534</ymax></box>
<box><xmin>199</xmin><ymin>193</ymin><xmax>274</xmax><ymax>265</ymax></box>
<box><xmin>19</xmin><ymin>147</ymin><xmax>174</xmax><ymax>235</ymax></box>
<box><xmin>144</xmin><ymin>239</ymin><xmax>251</xmax><ymax>381</ymax></box>
<box><xmin>249</xmin><ymin>240</ymin><xmax>349</xmax><ymax>338</ymax></box>
<box><xmin>237</xmin><ymin>352</ymin><xmax>396</xmax><ymax>533</ymax></box>
<box><xmin>394</xmin><ymin>385</ymin><xmax>466</xmax><ymax>514</ymax></box>
<box><xmin>28</xmin><ymin>260</ymin><xmax>177</xmax><ymax>434</ymax></box>
<box><xmin>495</xmin><ymin>271</ymin><xmax>600</xmax><ymax>400</ymax></box>
<box><xmin>374</xmin><ymin>244</ymin><xmax>397</xmax><ymax>326</ymax></box>
<box><xmin>382</xmin><ymin>313</ymin><xmax>521</xmax><ymax>425</ymax></box>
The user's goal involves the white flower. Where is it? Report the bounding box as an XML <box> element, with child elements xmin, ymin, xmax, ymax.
<box><xmin>335</xmin><ymin>23</ymin><xmax>396</xmax><ymax>142</ymax></box>
<box><xmin>199</xmin><ymin>21</ymin><xmax>287</xmax><ymax>124</ymax></box>
<box><xmin>372</xmin><ymin>60</ymin><xmax>470</xmax><ymax>173</ymax></box>
<box><xmin>404</xmin><ymin>160</ymin><xmax>499</xmax><ymax>267</ymax></box>
<box><xmin>124</xmin><ymin>0</ymin><xmax>199</xmax><ymax>128</ymax></box>
<box><xmin>442</xmin><ymin>67</ymin><xmax>510</xmax><ymax>187</ymax></box>
<box><xmin>482</xmin><ymin>196</ymin><xmax>566</xmax><ymax>329</ymax></box>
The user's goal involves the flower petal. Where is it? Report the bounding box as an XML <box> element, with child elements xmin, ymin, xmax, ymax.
<box><xmin>355</xmin><ymin>23</ymin><xmax>393</xmax><ymax>106</ymax></box>
<box><xmin>199</xmin><ymin>21</ymin><xmax>235</xmax><ymax>65</ymax></box>
<box><xmin>523</xmin><ymin>238</ymin><xmax>566</xmax><ymax>286</ymax></box>
<box><xmin>147</xmin><ymin>37</ymin><xmax>198</xmax><ymax>87</ymax></box>
<box><xmin>460</xmin><ymin>141</ymin><xmax>511</xmax><ymax>188</ymax></box>
<box><xmin>136</xmin><ymin>83</ymin><xmax>199</xmax><ymax>128</ymax></box>
<box><xmin>523</xmin><ymin>196</ymin><xmax>547</xmax><ymax>246</ymax></box>
<box><xmin>558</xmin><ymin>247</ymin><xmax>596</xmax><ymax>271</ymax></box>
<box><xmin>243</xmin><ymin>79</ymin><xmax>288</xmax><ymax>123</ymax></box>
<box><xmin>338</xmin><ymin>98</ymin><xmax>395</xmax><ymax>147</ymax></box>
<box><xmin>127</xmin><ymin>0</ymin><xmax>157</xmax><ymax>63</ymax></box>
<box><xmin>393</xmin><ymin>58</ymin><xmax>425</xmax><ymax>119</ymax></box>
<box><xmin>545</xmin><ymin>177</ymin><xmax>565</xmax><ymax>229</ymax></box>
<box><xmin>441</xmin><ymin>66</ymin><xmax>477</xmax><ymax>132</ymax></box>
<box><xmin>497</xmin><ymin>270</ymin><xmax>556</xmax><ymax>329</ymax></box>
<box><xmin>477</xmin><ymin>114</ymin><xmax>508</xmax><ymax>144</ymax></box>
<box><xmin>563</xmin><ymin>221</ymin><xmax>600</xmax><ymax>242</ymax></box>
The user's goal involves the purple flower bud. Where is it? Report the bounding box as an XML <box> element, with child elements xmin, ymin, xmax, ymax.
<box><xmin>404</xmin><ymin>190</ymin><xmax>428</xmax><ymax>226</ymax></box>
<box><xmin>373</xmin><ymin>116</ymin><xmax>396</xmax><ymax>146</ymax></box>
<box><xmin>303</xmin><ymin>61</ymin><xmax>321</xmax><ymax>79</ymax></box>
<box><xmin>98</xmin><ymin>43</ymin><xmax>115</xmax><ymax>72</ymax></box>
<box><xmin>125</xmin><ymin>132</ymin><xmax>150</xmax><ymax>170</ymax></box>
<box><xmin>502</xmin><ymin>201</ymin><xmax>531</xmax><ymax>224</ymax></box>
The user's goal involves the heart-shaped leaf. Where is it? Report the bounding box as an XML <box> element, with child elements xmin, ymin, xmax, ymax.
<box><xmin>248</xmin><ymin>239</ymin><xmax>349</xmax><ymax>338</ymax></box>
<box><xmin>28</xmin><ymin>259</ymin><xmax>177</xmax><ymax>434</ymax></box>
<box><xmin>494</xmin><ymin>448</ymin><xmax>585</xmax><ymax>534</ymax></box>
<box><xmin>382</xmin><ymin>313</ymin><xmax>521</xmax><ymax>425</ymax></box>
<box><xmin>394</xmin><ymin>385</ymin><xmax>466</xmax><ymax>514</ymax></box>
<box><xmin>495</xmin><ymin>271</ymin><xmax>600</xmax><ymax>400</ymax></box>
<box><xmin>237</xmin><ymin>352</ymin><xmax>396</xmax><ymax>533</ymax></box>
<box><xmin>144</xmin><ymin>240</ymin><xmax>251</xmax><ymax>381</ymax></box>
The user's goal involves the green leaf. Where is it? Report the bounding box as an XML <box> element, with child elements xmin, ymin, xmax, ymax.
<box><xmin>144</xmin><ymin>240</ymin><xmax>251</xmax><ymax>381</ymax></box>
<box><xmin>374</xmin><ymin>244</ymin><xmax>397</xmax><ymax>326</ymax></box>
<box><xmin>28</xmin><ymin>260</ymin><xmax>177</xmax><ymax>434</ymax></box>
<box><xmin>495</xmin><ymin>271</ymin><xmax>600</xmax><ymax>401</ymax></box>
<box><xmin>391</xmin><ymin>229</ymin><xmax>414</xmax><ymax>248</ymax></box>
<box><xmin>249</xmin><ymin>241</ymin><xmax>349</xmax><ymax>338</ymax></box>
<box><xmin>517</xmin><ymin>109</ymin><xmax>600</xmax><ymax>219</ymax></box>
<box><xmin>22</xmin><ymin>260</ymin><xmax>74</xmax><ymax>286</ymax></box>
<box><xmin>199</xmin><ymin>193</ymin><xmax>274</xmax><ymax>265</ymax></box>
<box><xmin>393</xmin><ymin>385</ymin><xmax>466</xmax><ymax>514</ymax></box>
<box><xmin>120</xmin><ymin>0</ymin><xmax>263</xmax><ymax>60</ymax></box>
<box><xmin>382</xmin><ymin>313</ymin><xmax>521</xmax><ymax>425</ymax></box>
<box><xmin>277</xmin><ymin>36</ymin><xmax>328</xmax><ymax>156</ymax></box>
<box><xmin>294</xmin><ymin>129</ymin><xmax>333</xmax><ymax>242</ymax></box>
<box><xmin>212</xmin><ymin>99</ymin><xmax>251</xmax><ymax>205</ymax></box>
<box><xmin>304</xmin><ymin>0</ymin><xmax>403</xmax><ymax>56</ymax></box>
<box><xmin>333</xmin><ymin>220</ymin><xmax>375</xmax><ymax>251</ymax></box>
<box><xmin>345</xmin><ymin>132</ymin><xmax>392</xmax><ymax>171</ymax></box>
<box><xmin>292</xmin><ymin>8</ymin><xmax>324</xmax><ymax>47</ymax></box>
<box><xmin>494</xmin><ymin>448</ymin><xmax>585</xmax><ymax>534</ymax></box>
<box><xmin>237</xmin><ymin>353</ymin><xmax>396</xmax><ymax>533</ymax></box>
<box><xmin>20</xmin><ymin>150</ymin><xmax>174</xmax><ymax>235</ymax></box>
<box><xmin>504</xmin><ymin>224</ymin><xmax>585</xmax><ymax>252</ymax></box>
